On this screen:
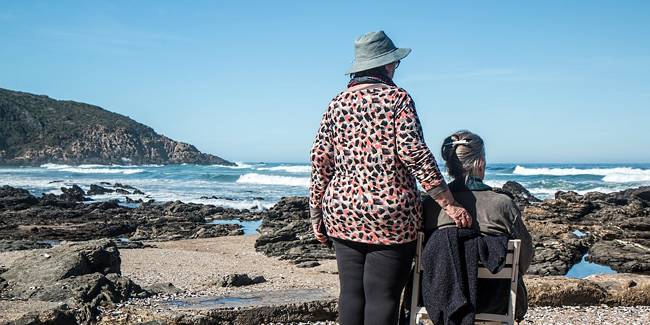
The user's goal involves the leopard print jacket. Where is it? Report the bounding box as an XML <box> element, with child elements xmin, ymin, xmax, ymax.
<box><xmin>310</xmin><ymin>84</ymin><xmax>448</xmax><ymax>245</ymax></box>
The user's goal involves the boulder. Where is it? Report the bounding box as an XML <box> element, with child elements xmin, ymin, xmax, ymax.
<box><xmin>585</xmin><ymin>273</ymin><xmax>650</xmax><ymax>305</ymax></box>
<box><xmin>145</xmin><ymin>282</ymin><xmax>183</xmax><ymax>295</ymax></box>
<box><xmin>87</xmin><ymin>184</ymin><xmax>114</xmax><ymax>196</ymax></box>
<box><xmin>501</xmin><ymin>181</ymin><xmax>541</xmax><ymax>205</ymax></box>
<box><xmin>586</xmin><ymin>239</ymin><xmax>650</xmax><ymax>273</ymax></box>
<box><xmin>255</xmin><ymin>197</ymin><xmax>335</xmax><ymax>266</ymax></box>
<box><xmin>526</xmin><ymin>275</ymin><xmax>610</xmax><ymax>306</ymax></box>
<box><xmin>60</xmin><ymin>185</ymin><xmax>88</xmax><ymax>202</ymax></box>
<box><xmin>1</xmin><ymin>239</ymin><xmax>121</xmax><ymax>287</ymax></box>
<box><xmin>526</xmin><ymin>274</ymin><xmax>650</xmax><ymax>307</ymax></box>
<box><xmin>0</xmin><ymin>239</ymin><xmax>146</xmax><ymax>325</ymax></box>
<box><xmin>0</xmin><ymin>185</ymin><xmax>39</xmax><ymax>209</ymax></box>
<box><xmin>215</xmin><ymin>273</ymin><xmax>266</xmax><ymax>287</ymax></box>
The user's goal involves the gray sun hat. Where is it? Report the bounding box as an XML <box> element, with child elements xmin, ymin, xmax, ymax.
<box><xmin>345</xmin><ymin>30</ymin><xmax>411</xmax><ymax>75</ymax></box>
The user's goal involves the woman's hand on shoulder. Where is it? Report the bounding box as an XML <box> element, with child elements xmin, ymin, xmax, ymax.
<box><xmin>443</xmin><ymin>203</ymin><xmax>473</xmax><ymax>228</ymax></box>
<box><xmin>433</xmin><ymin>189</ymin><xmax>472</xmax><ymax>228</ymax></box>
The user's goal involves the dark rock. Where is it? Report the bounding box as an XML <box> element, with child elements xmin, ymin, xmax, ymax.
<box><xmin>87</xmin><ymin>184</ymin><xmax>114</xmax><ymax>196</ymax></box>
<box><xmin>255</xmin><ymin>197</ymin><xmax>335</xmax><ymax>266</ymax></box>
<box><xmin>586</xmin><ymin>240</ymin><xmax>650</xmax><ymax>273</ymax></box>
<box><xmin>190</xmin><ymin>224</ymin><xmax>244</xmax><ymax>239</ymax></box>
<box><xmin>1</xmin><ymin>239</ymin><xmax>122</xmax><ymax>286</ymax></box>
<box><xmin>0</xmin><ymin>185</ymin><xmax>39</xmax><ymax>208</ymax></box>
<box><xmin>297</xmin><ymin>261</ymin><xmax>322</xmax><ymax>268</ymax></box>
<box><xmin>145</xmin><ymin>282</ymin><xmax>183</xmax><ymax>295</ymax></box>
<box><xmin>0</xmin><ymin>239</ymin><xmax>147</xmax><ymax>324</ymax></box>
<box><xmin>151</xmin><ymin>288</ymin><xmax>338</xmax><ymax>325</ymax></box>
<box><xmin>89</xmin><ymin>199</ymin><xmax>121</xmax><ymax>210</ymax></box>
<box><xmin>0</xmin><ymin>240</ymin><xmax>52</xmax><ymax>253</ymax></box>
<box><xmin>125</xmin><ymin>197</ymin><xmax>144</xmax><ymax>204</ymax></box>
<box><xmin>500</xmin><ymin>181</ymin><xmax>541</xmax><ymax>205</ymax></box>
<box><xmin>60</xmin><ymin>185</ymin><xmax>88</xmax><ymax>202</ymax></box>
<box><xmin>113</xmin><ymin>239</ymin><xmax>146</xmax><ymax>249</ymax></box>
<box><xmin>113</xmin><ymin>183</ymin><xmax>137</xmax><ymax>190</ymax></box>
<box><xmin>216</xmin><ymin>274</ymin><xmax>266</xmax><ymax>287</ymax></box>
<box><xmin>0</xmin><ymin>301</ymin><xmax>77</xmax><ymax>325</ymax></box>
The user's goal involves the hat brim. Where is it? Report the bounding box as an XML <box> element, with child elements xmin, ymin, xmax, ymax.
<box><xmin>345</xmin><ymin>48</ymin><xmax>411</xmax><ymax>75</ymax></box>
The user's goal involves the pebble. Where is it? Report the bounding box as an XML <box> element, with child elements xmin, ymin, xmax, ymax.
<box><xmin>265</xmin><ymin>305</ymin><xmax>650</xmax><ymax>325</ymax></box>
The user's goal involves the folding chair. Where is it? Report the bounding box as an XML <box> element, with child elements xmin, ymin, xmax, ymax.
<box><xmin>409</xmin><ymin>232</ymin><xmax>521</xmax><ymax>325</ymax></box>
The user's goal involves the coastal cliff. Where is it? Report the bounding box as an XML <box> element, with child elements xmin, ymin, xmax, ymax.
<box><xmin>0</xmin><ymin>88</ymin><xmax>233</xmax><ymax>166</ymax></box>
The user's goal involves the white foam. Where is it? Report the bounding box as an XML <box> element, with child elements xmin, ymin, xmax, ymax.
<box><xmin>223</xmin><ymin>162</ymin><xmax>254</xmax><ymax>169</ymax></box>
<box><xmin>41</xmin><ymin>163</ymin><xmax>72</xmax><ymax>169</ymax></box>
<box><xmin>483</xmin><ymin>180</ymin><xmax>506</xmax><ymax>188</ymax></box>
<box><xmin>236</xmin><ymin>173</ymin><xmax>309</xmax><ymax>187</ymax></box>
<box><xmin>40</xmin><ymin>165</ymin><xmax>144</xmax><ymax>174</ymax></box>
<box><xmin>0</xmin><ymin>167</ymin><xmax>43</xmax><ymax>173</ymax></box>
<box><xmin>602</xmin><ymin>172</ymin><xmax>650</xmax><ymax>183</ymax></box>
<box><xmin>257</xmin><ymin>165</ymin><xmax>311</xmax><ymax>173</ymax></box>
<box><xmin>40</xmin><ymin>163</ymin><xmax>150</xmax><ymax>174</ymax></box>
<box><xmin>513</xmin><ymin>165</ymin><xmax>650</xmax><ymax>179</ymax></box>
<box><xmin>70</xmin><ymin>167</ymin><xmax>143</xmax><ymax>174</ymax></box>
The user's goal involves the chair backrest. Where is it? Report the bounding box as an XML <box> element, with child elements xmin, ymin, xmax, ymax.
<box><xmin>409</xmin><ymin>233</ymin><xmax>521</xmax><ymax>325</ymax></box>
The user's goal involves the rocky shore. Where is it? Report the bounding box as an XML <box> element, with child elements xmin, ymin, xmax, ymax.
<box><xmin>0</xmin><ymin>184</ymin><xmax>258</xmax><ymax>245</ymax></box>
<box><xmin>1</xmin><ymin>182</ymin><xmax>649</xmax><ymax>324</ymax></box>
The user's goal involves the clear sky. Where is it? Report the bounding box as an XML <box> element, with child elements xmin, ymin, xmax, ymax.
<box><xmin>1</xmin><ymin>1</ymin><xmax>648</xmax><ymax>164</ymax></box>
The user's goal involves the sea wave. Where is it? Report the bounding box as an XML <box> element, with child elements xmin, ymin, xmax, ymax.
<box><xmin>483</xmin><ymin>179</ymin><xmax>506</xmax><ymax>189</ymax></box>
<box><xmin>224</xmin><ymin>162</ymin><xmax>255</xmax><ymax>169</ymax></box>
<box><xmin>513</xmin><ymin>165</ymin><xmax>650</xmax><ymax>179</ymax></box>
<box><xmin>41</xmin><ymin>164</ymin><xmax>145</xmax><ymax>174</ymax></box>
<box><xmin>236</xmin><ymin>173</ymin><xmax>309</xmax><ymax>187</ymax></box>
<box><xmin>257</xmin><ymin>165</ymin><xmax>311</xmax><ymax>173</ymax></box>
<box><xmin>602</xmin><ymin>173</ymin><xmax>650</xmax><ymax>183</ymax></box>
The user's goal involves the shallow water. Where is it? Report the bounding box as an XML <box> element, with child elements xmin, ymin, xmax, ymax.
<box><xmin>208</xmin><ymin>219</ymin><xmax>262</xmax><ymax>235</ymax></box>
<box><xmin>565</xmin><ymin>254</ymin><xmax>617</xmax><ymax>279</ymax></box>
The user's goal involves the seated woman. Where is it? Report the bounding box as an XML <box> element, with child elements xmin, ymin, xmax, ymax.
<box><xmin>422</xmin><ymin>130</ymin><xmax>534</xmax><ymax>321</ymax></box>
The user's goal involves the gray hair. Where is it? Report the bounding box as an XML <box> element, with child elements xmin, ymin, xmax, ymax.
<box><xmin>441</xmin><ymin>130</ymin><xmax>485</xmax><ymax>183</ymax></box>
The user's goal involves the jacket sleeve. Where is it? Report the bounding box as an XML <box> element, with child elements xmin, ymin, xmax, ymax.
<box><xmin>394</xmin><ymin>92</ymin><xmax>448</xmax><ymax>197</ymax></box>
<box><xmin>309</xmin><ymin>109</ymin><xmax>335</xmax><ymax>223</ymax></box>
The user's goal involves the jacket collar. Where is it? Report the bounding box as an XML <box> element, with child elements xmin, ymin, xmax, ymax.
<box><xmin>448</xmin><ymin>176</ymin><xmax>492</xmax><ymax>192</ymax></box>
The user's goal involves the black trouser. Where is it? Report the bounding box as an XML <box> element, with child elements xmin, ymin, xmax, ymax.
<box><xmin>333</xmin><ymin>238</ymin><xmax>416</xmax><ymax>325</ymax></box>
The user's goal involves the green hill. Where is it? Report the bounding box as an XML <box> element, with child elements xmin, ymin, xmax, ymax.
<box><xmin>0</xmin><ymin>88</ymin><xmax>233</xmax><ymax>166</ymax></box>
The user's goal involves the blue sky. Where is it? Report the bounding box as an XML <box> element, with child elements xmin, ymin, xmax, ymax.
<box><xmin>1</xmin><ymin>1</ymin><xmax>648</xmax><ymax>164</ymax></box>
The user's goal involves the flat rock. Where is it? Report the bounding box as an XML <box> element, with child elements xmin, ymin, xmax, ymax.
<box><xmin>526</xmin><ymin>273</ymin><xmax>650</xmax><ymax>307</ymax></box>
<box><xmin>101</xmin><ymin>288</ymin><xmax>338</xmax><ymax>325</ymax></box>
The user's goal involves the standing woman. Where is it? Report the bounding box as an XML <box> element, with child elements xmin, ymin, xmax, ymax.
<box><xmin>309</xmin><ymin>30</ymin><xmax>472</xmax><ymax>325</ymax></box>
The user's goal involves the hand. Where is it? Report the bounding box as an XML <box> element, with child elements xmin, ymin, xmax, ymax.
<box><xmin>312</xmin><ymin>221</ymin><xmax>329</xmax><ymax>246</ymax></box>
<box><xmin>443</xmin><ymin>203</ymin><xmax>473</xmax><ymax>228</ymax></box>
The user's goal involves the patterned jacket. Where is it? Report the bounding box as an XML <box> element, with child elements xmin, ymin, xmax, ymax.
<box><xmin>310</xmin><ymin>83</ymin><xmax>448</xmax><ymax>245</ymax></box>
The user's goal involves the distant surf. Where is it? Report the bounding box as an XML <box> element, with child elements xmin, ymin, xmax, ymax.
<box><xmin>1</xmin><ymin>162</ymin><xmax>649</xmax><ymax>211</ymax></box>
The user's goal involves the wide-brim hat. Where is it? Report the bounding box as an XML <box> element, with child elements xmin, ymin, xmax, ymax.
<box><xmin>345</xmin><ymin>30</ymin><xmax>411</xmax><ymax>75</ymax></box>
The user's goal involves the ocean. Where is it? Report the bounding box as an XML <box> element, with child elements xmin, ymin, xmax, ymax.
<box><xmin>2</xmin><ymin>162</ymin><xmax>648</xmax><ymax>278</ymax></box>
<box><xmin>2</xmin><ymin>162</ymin><xmax>650</xmax><ymax>212</ymax></box>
